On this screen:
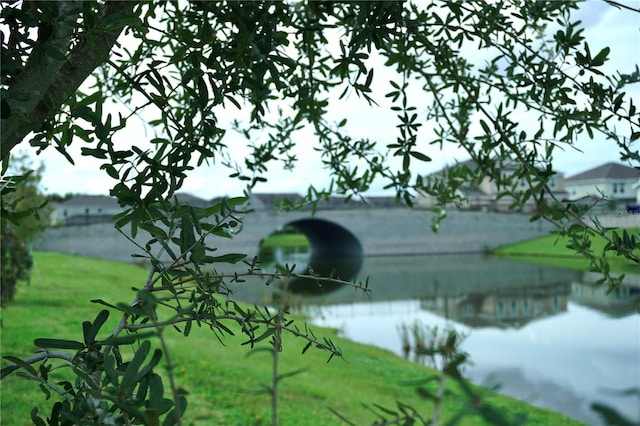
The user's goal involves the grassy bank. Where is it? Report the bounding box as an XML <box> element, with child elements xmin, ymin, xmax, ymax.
<box><xmin>0</xmin><ymin>252</ymin><xmax>584</xmax><ymax>425</ymax></box>
<box><xmin>493</xmin><ymin>228</ymin><xmax>640</xmax><ymax>274</ymax></box>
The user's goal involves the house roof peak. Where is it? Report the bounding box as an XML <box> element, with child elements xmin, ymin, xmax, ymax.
<box><xmin>566</xmin><ymin>162</ymin><xmax>639</xmax><ymax>181</ymax></box>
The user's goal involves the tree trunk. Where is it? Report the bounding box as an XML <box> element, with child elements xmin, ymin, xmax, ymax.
<box><xmin>0</xmin><ymin>1</ymin><xmax>138</xmax><ymax>160</ymax></box>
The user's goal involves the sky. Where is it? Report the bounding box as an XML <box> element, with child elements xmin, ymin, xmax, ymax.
<box><xmin>19</xmin><ymin>1</ymin><xmax>640</xmax><ymax>199</ymax></box>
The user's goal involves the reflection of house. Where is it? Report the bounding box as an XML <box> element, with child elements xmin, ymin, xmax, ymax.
<box><xmin>565</xmin><ymin>162</ymin><xmax>639</xmax><ymax>210</ymax></box>
<box><xmin>416</xmin><ymin>159</ymin><xmax>567</xmax><ymax>212</ymax></box>
<box><xmin>571</xmin><ymin>281</ymin><xmax>640</xmax><ymax>316</ymax></box>
<box><xmin>419</xmin><ymin>283</ymin><xmax>570</xmax><ymax>328</ymax></box>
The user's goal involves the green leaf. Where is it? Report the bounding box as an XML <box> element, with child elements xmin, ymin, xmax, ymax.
<box><xmin>41</xmin><ymin>44</ymin><xmax>68</xmax><ymax>60</ymax></box>
<box><xmin>163</xmin><ymin>394</ymin><xmax>188</xmax><ymax>426</ymax></box>
<box><xmin>102</xmin><ymin>164</ymin><xmax>120</xmax><ymax>179</ymax></box>
<box><xmin>121</xmin><ymin>340</ymin><xmax>151</xmax><ymax>393</ymax></box>
<box><xmin>247</xmin><ymin>328</ymin><xmax>275</xmax><ymax>346</ymax></box>
<box><xmin>277</xmin><ymin>367</ymin><xmax>308</xmax><ymax>382</ymax></box>
<box><xmin>148</xmin><ymin>373</ymin><xmax>167</xmax><ymax>412</ymax></box>
<box><xmin>2</xmin><ymin>355</ymin><xmax>39</xmax><ymax>377</ymax></box>
<box><xmin>83</xmin><ymin>309</ymin><xmax>110</xmax><ymax>346</ymax></box>
<box><xmin>30</xmin><ymin>408</ymin><xmax>47</xmax><ymax>426</ymax></box>
<box><xmin>180</xmin><ymin>214</ymin><xmax>196</xmax><ymax>252</ymax></box>
<box><xmin>34</xmin><ymin>338</ymin><xmax>85</xmax><ymax>351</ymax></box>
<box><xmin>409</xmin><ymin>151</ymin><xmax>431</xmax><ymax>162</ymax></box>
<box><xmin>479</xmin><ymin>119</ymin><xmax>491</xmax><ymax>134</ymax></box>
<box><xmin>246</xmin><ymin>347</ymin><xmax>275</xmax><ymax>356</ymax></box>
<box><xmin>97</xmin><ymin>331</ymin><xmax>156</xmax><ymax>346</ymax></box>
<box><xmin>103</xmin><ymin>354</ymin><xmax>119</xmax><ymax>386</ymax></box>
<box><xmin>208</xmin><ymin>253</ymin><xmax>246</xmax><ymax>264</ymax></box>
<box><xmin>139</xmin><ymin>221</ymin><xmax>168</xmax><ymax>239</ymax></box>
<box><xmin>136</xmin><ymin>349</ymin><xmax>163</xmax><ymax>381</ymax></box>
<box><xmin>591</xmin><ymin>46</ymin><xmax>610</xmax><ymax>66</ymax></box>
<box><xmin>91</xmin><ymin>298</ymin><xmax>120</xmax><ymax>310</ymax></box>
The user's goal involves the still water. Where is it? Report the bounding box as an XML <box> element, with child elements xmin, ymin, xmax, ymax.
<box><xmin>247</xmin><ymin>252</ymin><xmax>640</xmax><ymax>425</ymax></box>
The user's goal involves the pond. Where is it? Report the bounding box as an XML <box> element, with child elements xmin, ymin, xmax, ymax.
<box><xmin>238</xmin><ymin>251</ymin><xmax>640</xmax><ymax>425</ymax></box>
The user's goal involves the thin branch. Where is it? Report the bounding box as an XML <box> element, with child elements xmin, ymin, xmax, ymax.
<box><xmin>154</xmin><ymin>325</ymin><xmax>183</xmax><ymax>426</ymax></box>
<box><xmin>1</xmin><ymin>350</ymin><xmax>75</xmax><ymax>380</ymax></box>
<box><xmin>603</xmin><ymin>0</ymin><xmax>640</xmax><ymax>13</ymax></box>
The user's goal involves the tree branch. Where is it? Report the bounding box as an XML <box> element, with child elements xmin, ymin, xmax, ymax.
<box><xmin>1</xmin><ymin>350</ymin><xmax>75</xmax><ymax>380</ymax></box>
<box><xmin>603</xmin><ymin>0</ymin><xmax>640</xmax><ymax>13</ymax></box>
<box><xmin>0</xmin><ymin>1</ymin><xmax>138</xmax><ymax>160</ymax></box>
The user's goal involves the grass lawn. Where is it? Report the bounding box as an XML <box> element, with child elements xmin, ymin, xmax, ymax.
<box><xmin>0</xmin><ymin>252</ymin><xmax>585</xmax><ymax>425</ymax></box>
<box><xmin>493</xmin><ymin>228</ymin><xmax>640</xmax><ymax>275</ymax></box>
<box><xmin>260</xmin><ymin>232</ymin><xmax>310</xmax><ymax>249</ymax></box>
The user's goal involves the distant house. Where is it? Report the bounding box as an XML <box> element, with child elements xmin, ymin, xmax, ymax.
<box><xmin>50</xmin><ymin>195</ymin><xmax>122</xmax><ymax>225</ymax></box>
<box><xmin>633</xmin><ymin>179</ymin><xmax>640</xmax><ymax>205</ymax></box>
<box><xmin>415</xmin><ymin>158</ymin><xmax>567</xmax><ymax>213</ymax></box>
<box><xmin>50</xmin><ymin>191</ymin><xmax>412</xmax><ymax>225</ymax></box>
<box><xmin>50</xmin><ymin>192</ymin><xmax>218</xmax><ymax>225</ymax></box>
<box><xmin>173</xmin><ymin>193</ymin><xmax>212</xmax><ymax>208</ymax></box>
<box><xmin>565</xmin><ymin>162</ymin><xmax>639</xmax><ymax>210</ymax></box>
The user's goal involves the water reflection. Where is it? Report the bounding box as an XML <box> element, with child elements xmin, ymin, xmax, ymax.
<box><xmin>571</xmin><ymin>279</ymin><xmax>640</xmax><ymax>316</ymax></box>
<box><xmin>288</xmin><ymin>254</ymin><xmax>640</xmax><ymax>426</ymax></box>
<box><xmin>420</xmin><ymin>282</ymin><xmax>569</xmax><ymax>329</ymax></box>
<box><xmin>230</xmin><ymin>247</ymin><xmax>640</xmax><ymax>424</ymax></box>
<box><xmin>258</xmin><ymin>245</ymin><xmax>311</xmax><ymax>276</ymax></box>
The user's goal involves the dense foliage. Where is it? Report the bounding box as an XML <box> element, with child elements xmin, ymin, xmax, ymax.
<box><xmin>0</xmin><ymin>154</ymin><xmax>50</xmax><ymax>306</ymax></box>
<box><xmin>1</xmin><ymin>1</ymin><xmax>638</xmax><ymax>424</ymax></box>
<box><xmin>0</xmin><ymin>222</ymin><xmax>32</xmax><ymax>306</ymax></box>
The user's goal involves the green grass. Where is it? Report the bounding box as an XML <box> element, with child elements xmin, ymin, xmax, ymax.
<box><xmin>493</xmin><ymin>228</ymin><xmax>640</xmax><ymax>274</ymax></box>
<box><xmin>260</xmin><ymin>232</ymin><xmax>310</xmax><ymax>249</ymax></box>
<box><xmin>0</xmin><ymin>252</ymin><xmax>585</xmax><ymax>425</ymax></box>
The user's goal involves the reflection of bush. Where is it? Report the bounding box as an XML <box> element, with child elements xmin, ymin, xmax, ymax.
<box><xmin>1</xmin><ymin>224</ymin><xmax>33</xmax><ymax>306</ymax></box>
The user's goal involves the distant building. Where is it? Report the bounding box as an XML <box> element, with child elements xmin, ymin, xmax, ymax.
<box><xmin>173</xmin><ymin>193</ymin><xmax>212</xmax><ymax>208</ymax></box>
<box><xmin>248</xmin><ymin>192</ymin><xmax>406</xmax><ymax>211</ymax></box>
<box><xmin>415</xmin><ymin>158</ymin><xmax>567</xmax><ymax>213</ymax></box>
<box><xmin>565</xmin><ymin>162</ymin><xmax>639</xmax><ymax>210</ymax></box>
<box><xmin>361</xmin><ymin>195</ymin><xmax>406</xmax><ymax>208</ymax></box>
<box><xmin>50</xmin><ymin>192</ymin><xmax>216</xmax><ymax>225</ymax></box>
<box><xmin>248</xmin><ymin>193</ymin><xmax>304</xmax><ymax>211</ymax></box>
<box><xmin>50</xmin><ymin>190</ymin><xmax>411</xmax><ymax>225</ymax></box>
<box><xmin>633</xmin><ymin>179</ymin><xmax>640</xmax><ymax>205</ymax></box>
<box><xmin>50</xmin><ymin>195</ymin><xmax>121</xmax><ymax>225</ymax></box>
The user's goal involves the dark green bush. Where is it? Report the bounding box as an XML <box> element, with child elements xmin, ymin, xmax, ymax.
<box><xmin>1</xmin><ymin>223</ymin><xmax>33</xmax><ymax>306</ymax></box>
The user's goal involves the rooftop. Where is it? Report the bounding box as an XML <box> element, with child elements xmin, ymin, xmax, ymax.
<box><xmin>566</xmin><ymin>162</ymin><xmax>638</xmax><ymax>182</ymax></box>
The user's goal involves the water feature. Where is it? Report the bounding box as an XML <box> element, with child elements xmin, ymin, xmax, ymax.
<box><xmin>241</xmin><ymin>251</ymin><xmax>640</xmax><ymax>425</ymax></box>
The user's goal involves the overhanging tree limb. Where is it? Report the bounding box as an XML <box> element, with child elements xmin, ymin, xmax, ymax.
<box><xmin>0</xmin><ymin>0</ymin><xmax>137</xmax><ymax>160</ymax></box>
